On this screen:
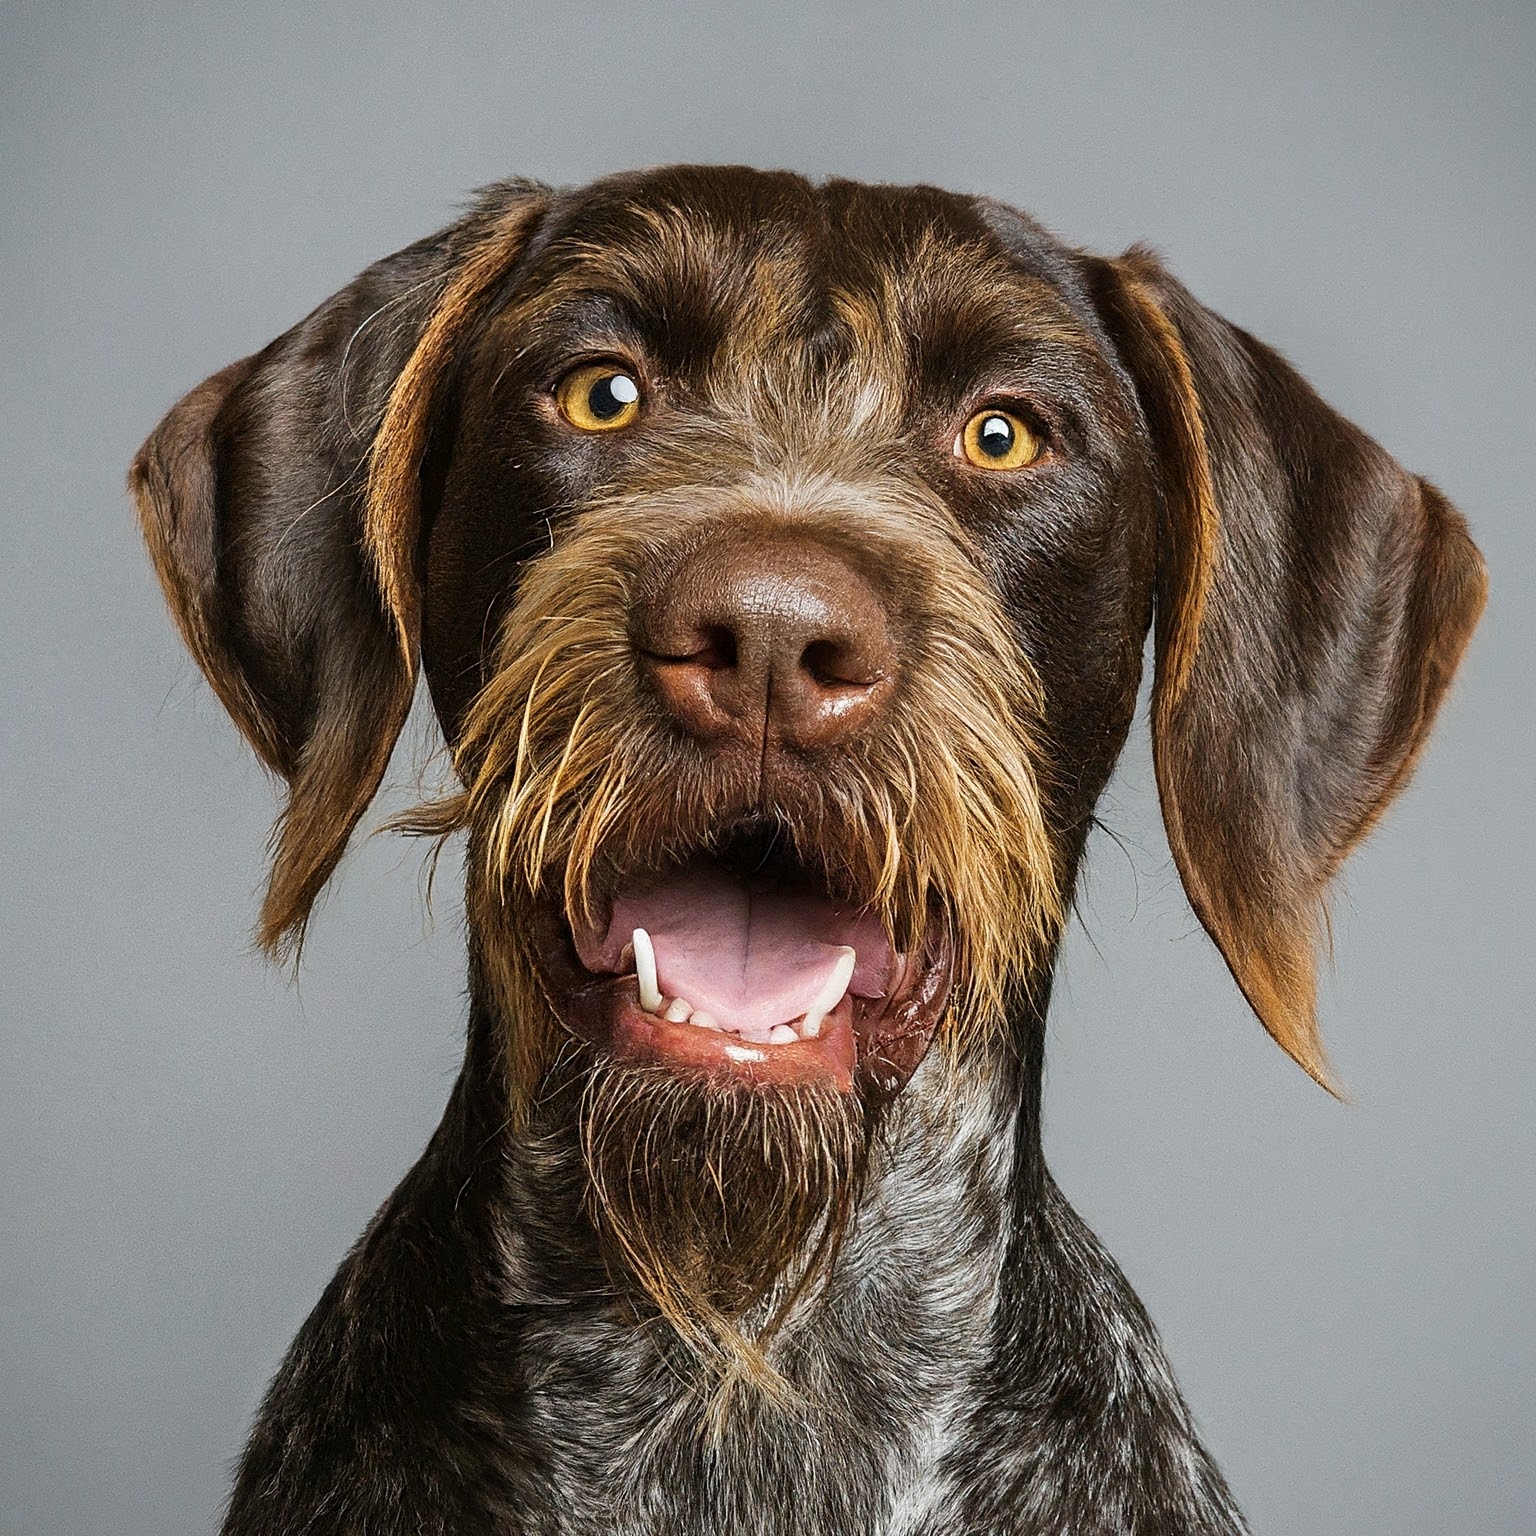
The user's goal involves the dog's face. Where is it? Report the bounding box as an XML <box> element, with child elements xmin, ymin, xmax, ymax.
<box><xmin>425</xmin><ymin>172</ymin><xmax>1104</xmax><ymax>1104</ymax></box>
<box><xmin>133</xmin><ymin>166</ymin><xmax>1484</xmax><ymax>1363</ymax></box>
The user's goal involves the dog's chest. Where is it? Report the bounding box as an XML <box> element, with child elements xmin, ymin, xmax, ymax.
<box><xmin>499</xmin><ymin>1095</ymin><xmax>1012</xmax><ymax>1534</ymax></box>
<box><xmin>509</xmin><ymin>1296</ymin><xmax>989</xmax><ymax>1536</ymax></box>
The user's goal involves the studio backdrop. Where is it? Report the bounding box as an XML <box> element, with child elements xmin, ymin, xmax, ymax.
<box><xmin>2</xmin><ymin>3</ymin><xmax>1532</xmax><ymax>1533</ymax></box>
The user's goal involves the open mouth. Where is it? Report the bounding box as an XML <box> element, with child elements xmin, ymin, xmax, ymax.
<box><xmin>533</xmin><ymin>829</ymin><xmax>954</xmax><ymax>1094</ymax></box>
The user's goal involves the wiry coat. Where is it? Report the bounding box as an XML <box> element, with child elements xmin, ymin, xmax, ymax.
<box><xmin>131</xmin><ymin>167</ymin><xmax>1485</xmax><ymax>1534</ymax></box>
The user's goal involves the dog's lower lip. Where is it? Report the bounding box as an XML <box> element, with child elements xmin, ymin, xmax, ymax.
<box><xmin>602</xmin><ymin>981</ymin><xmax>860</xmax><ymax>1089</ymax></box>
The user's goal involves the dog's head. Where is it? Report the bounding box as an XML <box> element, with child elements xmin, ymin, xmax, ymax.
<box><xmin>133</xmin><ymin>166</ymin><xmax>1484</xmax><ymax>1363</ymax></box>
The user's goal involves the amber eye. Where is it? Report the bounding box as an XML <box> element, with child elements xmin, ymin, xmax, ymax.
<box><xmin>955</xmin><ymin>408</ymin><xmax>1042</xmax><ymax>470</ymax></box>
<box><xmin>555</xmin><ymin>363</ymin><xmax>643</xmax><ymax>431</ymax></box>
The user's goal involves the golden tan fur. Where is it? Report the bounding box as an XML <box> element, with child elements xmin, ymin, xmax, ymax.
<box><xmin>577</xmin><ymin>1061</ymin><xmax>866</xmax><ymax>1416</ymax></box>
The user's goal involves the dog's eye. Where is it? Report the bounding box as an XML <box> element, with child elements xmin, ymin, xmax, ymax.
<box><xmin>954</xmin><ymin>408</ymin><xmax>1042</xmax><ymax>471</ymax></box>
<box><xmin>555</xmin><ymin>364</ymin><xmax>643</xmax><ymax>432</ymax></box>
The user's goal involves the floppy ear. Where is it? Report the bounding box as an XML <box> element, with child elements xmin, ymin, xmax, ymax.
<box><xmin>1086</xmin><ymin>247</ymin><xmax>1486</xmax><ymax>1090</ymax></box>
<box><xmin>131</xmin><ymin>181</ymin><xmax>548</xmax><ymax>957</ymax></box>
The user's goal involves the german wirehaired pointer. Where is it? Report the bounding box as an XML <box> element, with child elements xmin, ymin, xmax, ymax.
<box><xmin>133</xmin><ymin>166</ymin><xmax>1485</xmax><ymax>1534</ymax></box>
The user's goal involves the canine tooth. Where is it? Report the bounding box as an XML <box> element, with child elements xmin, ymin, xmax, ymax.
<box><xmin>632</xmin><ymin>928</ymin><xmax>662</xmax><ymax>1013</ymax></box>
<box><xmin>768</xmin><ymin>1024</ymin><xmax>798</xmax><ymax>1045</ymax></box>
<box><xmin>690</xmin><ymin>1010</ymin><xmax>719</xmax><ymax>1031</ymax></box>
<box><xmin>800</xmin><ymin>947</ymin><xmax>856</xmax><ymax>1037</ymax></box>
<box><xmin>662</xmin><ymin>997</ymin><xmax>692</xmax><ymax>1023</ymax></box>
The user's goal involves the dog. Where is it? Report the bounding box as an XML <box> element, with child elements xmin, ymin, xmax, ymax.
<box><xmin>132</xmin><ymin>166</ymin><xmax>1485</xmax><ymax>1534</ymax></box>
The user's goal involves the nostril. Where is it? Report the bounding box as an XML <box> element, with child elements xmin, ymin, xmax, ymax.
<box><xmin>695</xmin><ymin>625</ymin><xmax>738</xmax><ymax>670</ymax></box>
<box><xmin>646</xmin><ymin>624</ymin><xmax>738</xmax><ymax>670</ymax></box>
<box><xmin>800</xmin><ymin>638</ymin><xmax>881</xmax><ymax>690</ymax></box>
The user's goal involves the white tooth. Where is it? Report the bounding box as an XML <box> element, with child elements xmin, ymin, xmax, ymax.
<box><xmin>690</xmin><ymin>1010</ymin><xmax>719</xmax><ymax>1031</ymax></box>
<box><xmin>800</xmin><ymin>946</ymin><xmax>855</xmax><ymax>1037</ymax></box>
<box><xmin>768</xmin><ymin>1024</ymin><xmax>798</xmax><ymax>1045</ymax></box>
<box><xmin>633</xmin><ymin>928</ymin><xmax>662</xmax><ymax>1013</ymax></box>
<box><xmin>662</xmin><ymin>997</ymin><xmax>692</xmax><ymax>1023</ymax></box>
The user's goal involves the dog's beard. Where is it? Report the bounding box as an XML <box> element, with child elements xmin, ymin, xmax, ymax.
<box><xmin>578</xmin><ymin>1057</ymin><xmax>870</xmax><ymax>1385</ymax></box>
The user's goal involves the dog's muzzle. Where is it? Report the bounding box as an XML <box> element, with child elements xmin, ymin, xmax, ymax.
<box><xmin>531</xmin><ymin>531</ymin><xmax>954</xmax><ymax>1093</ymax></box>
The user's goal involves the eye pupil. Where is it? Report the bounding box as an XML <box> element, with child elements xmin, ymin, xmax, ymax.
<box><xmin>587</xmin><ymin>371</ymin><xmax>639</xmax><ymax>421</ymax></box>
<box><xmin>978</xmin><ymin>414</ymin><xmax>1014</xmax><ymax>457</ymax></box>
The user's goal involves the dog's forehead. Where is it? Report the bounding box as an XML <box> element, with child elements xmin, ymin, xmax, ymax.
<box><xmin>497</xmin><ymin>167</ymin><xmax>1098</xmax><ymax>397</ymax></box>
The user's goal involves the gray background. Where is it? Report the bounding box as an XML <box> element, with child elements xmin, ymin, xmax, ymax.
<box><xmin>3</xmin><ymin>1</ymin><xmax>1532</xmax><ymax>1531</ymax></box>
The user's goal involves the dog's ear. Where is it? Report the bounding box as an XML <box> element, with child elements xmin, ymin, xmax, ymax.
<box><xmin>1085</xmin><ymin>247</ymin><xmax>1486</xmax><ymax>1089</ymax></box>
<box><xmin>132</xmin><ymin>182</ymin><xmax>548</xmax><ymax>957</ymax></box>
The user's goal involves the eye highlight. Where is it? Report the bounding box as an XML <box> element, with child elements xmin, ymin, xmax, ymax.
<box><xmin>555</xmin><ymin>363</ymin><xmax>643</xmax><ymax>432</ymax></box>
<box><xmin>954</xmin><ymin>408</ymin><xmax>1043</xmax><ymax>471</ymax></box>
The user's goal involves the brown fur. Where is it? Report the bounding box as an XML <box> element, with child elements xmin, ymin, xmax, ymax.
<box><xmin>365</xmin><ymin>198</ymin><xmax>549</xmax><ymax>657</ymax></box>
<box><xmin>399</xmin><ymin>478</ymin><xmax>1061</xmax><ymax>1051</ymax></box>
<box><xmin>1088</xmin><ymin>248</ymin><xmax>1488</xmax><ymax>1089</ymax></box>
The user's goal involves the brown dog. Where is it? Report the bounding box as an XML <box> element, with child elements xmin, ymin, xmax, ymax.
<box><xmin>133</xmin><ymin>166</ymin><xmax>1484</xmax><ymax>1534</ymax></box>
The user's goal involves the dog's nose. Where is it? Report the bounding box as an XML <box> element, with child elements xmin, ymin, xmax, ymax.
<box><xmin>635</xmin><ymin>537</ymin><xmax>896</xmax><ymax>752</ymax></box>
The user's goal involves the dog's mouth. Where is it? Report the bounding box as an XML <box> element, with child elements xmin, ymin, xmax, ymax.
<box><xmin>532</xmin><ymin>828</ymin><xmax>953</xmax><ymax>1095</ymax></box>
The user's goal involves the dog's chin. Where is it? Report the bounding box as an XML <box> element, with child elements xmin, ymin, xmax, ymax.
<box><xmin>529</xmin><ymin>842</ymin><xmax>954</xmax><ymax>1099</ymax></box>
<box><xmin>577</xmin><ymin>1055</ymin><xmax>869</xmax><ymax>1356</ymax></box>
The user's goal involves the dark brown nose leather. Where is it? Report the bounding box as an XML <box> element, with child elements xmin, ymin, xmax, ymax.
<box><xmin>635</xmin><ymin>535</ymin><xmax>897</xmax><ymax>753</ymax></box>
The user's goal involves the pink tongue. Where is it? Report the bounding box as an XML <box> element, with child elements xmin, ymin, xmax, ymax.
<box><xmin>599</xmin><ymin>862</ymin><xmax>894</xmax><ymax>1036</ymax></box>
